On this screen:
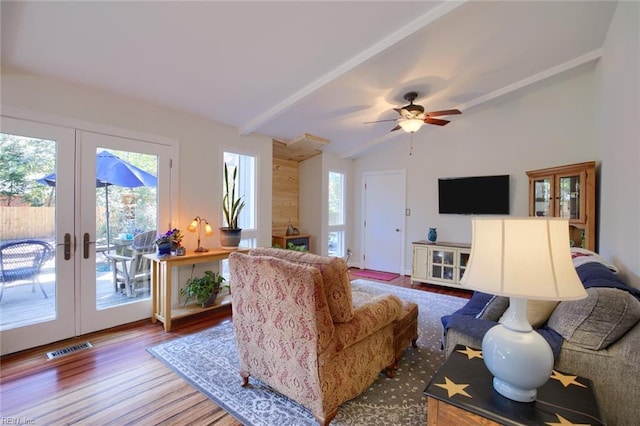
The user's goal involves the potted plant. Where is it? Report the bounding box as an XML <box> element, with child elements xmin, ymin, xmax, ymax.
<box><xmin>155</xmin><ymin>228</ymin><xmax>183</xmax><ymax>256</ymax></box>
<box><xmin>179</xmin><ymin>270</ymin><xmax>226</xmax><ymax>307</ymax></box>
<box><xmin>220</xmin><ymin>162</ymin><xmax>245</xmax><ymax>248</ymax></box>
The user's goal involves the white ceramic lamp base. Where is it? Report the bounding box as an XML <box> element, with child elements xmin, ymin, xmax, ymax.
<box><xmin>482</xmin><ymin>298</ymin><xmax>554</xmax><ymax>402</ymax></box>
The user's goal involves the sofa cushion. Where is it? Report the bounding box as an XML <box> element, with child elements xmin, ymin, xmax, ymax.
<box><xmin>476</xmin><ymin>295</ymin><xmax>509</xmax><ymax>321</ymax></box>
<box><xmin>548</xmin><ymin>287</ymin><xmax>640</xmax><ymax>350</ymax></box>
<box><xmin>249</xmin><ymin>247</ymin><xmax>354</xmax><ymax>323</ymax></box>
<box><xmin>499</xmin><ymin>300</ymin><xmax>560</xmax><ymax>329</ymax></box>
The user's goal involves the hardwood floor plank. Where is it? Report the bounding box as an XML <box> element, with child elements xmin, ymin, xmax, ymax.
<box><xmin>0</xmin><ymin>275</ymin><xmax>468</xmax><ymax>425</ymax></box>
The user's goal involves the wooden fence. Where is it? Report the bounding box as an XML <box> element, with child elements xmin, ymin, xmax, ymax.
<box><xmin>0</xmin><ymin>207</ymin><xmax>55</xmax><ymax>240</ymax></box>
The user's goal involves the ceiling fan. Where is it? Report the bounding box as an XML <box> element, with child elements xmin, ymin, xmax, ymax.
<box><xmin>364</xmin><ymin>92</ymin><xmax>461</xmax><ymax>133</ymax></box>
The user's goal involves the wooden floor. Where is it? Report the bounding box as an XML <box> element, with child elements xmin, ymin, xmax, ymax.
<box><xmin>0</xmin><ymin>274</ymin><xmax>471</xmax><ymax>425</ymax></box>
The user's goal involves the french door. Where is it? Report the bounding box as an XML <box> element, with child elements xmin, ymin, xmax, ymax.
<box><xmin>0</xmin><ymin>117</ymin><xmax>173</xmax><ymax>354</ymax></box>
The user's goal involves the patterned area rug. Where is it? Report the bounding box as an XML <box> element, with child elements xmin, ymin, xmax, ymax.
<box><xmin>148</xmin><ymin>279</ymin><xmax>467</xmax><ymax>425</ymax></box>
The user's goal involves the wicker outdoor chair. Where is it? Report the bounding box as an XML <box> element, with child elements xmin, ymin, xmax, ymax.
<box><xmin>0</xmin><ymin>239</ymin><xmax>54</xmax><ymax>302</ymax></box>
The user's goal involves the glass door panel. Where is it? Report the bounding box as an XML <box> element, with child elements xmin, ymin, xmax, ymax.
<box><xmin>79</xmin><ymin>131</ymin><xmax>171</xmax><ymax>335</ymax></box>
<box><xmin>533</xmin><ymin>178</ymin><xmax>552</xmax><ymax>217</ymax></box>
<box><xmin>459</xmin><ymin>252</ymin><xmax>470</xmax><ymax>280</ymax></box>
<box><xmin>558</xmin><ymin>174</ymin><xmax>581</xmax><ymax>220</ymax></box>
<box><xmin>0</xmin><ymin>118</ymin><xmax>76</xmax><ymax>355</ymax></box>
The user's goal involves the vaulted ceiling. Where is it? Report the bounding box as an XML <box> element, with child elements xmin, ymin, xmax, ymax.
<box><xmin>1</xmin><ymin>1</ymin><xmax>617</xmax><ymax>158</ymax></box>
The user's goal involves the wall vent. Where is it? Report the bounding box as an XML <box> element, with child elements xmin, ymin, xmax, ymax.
<box><xmin>46</xmin><ymin>341</ymin><xmax>92</xmax><ymax>359</ymax></box>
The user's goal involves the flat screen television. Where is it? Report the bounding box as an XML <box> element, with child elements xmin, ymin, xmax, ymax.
<box><xmin>438</xmin><ymin>174</ymin><xmax>510</xmax><ymax>214</ymax></box>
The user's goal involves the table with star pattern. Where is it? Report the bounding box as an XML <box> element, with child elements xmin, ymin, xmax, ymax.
<box><xmin>424</xmin><ymin>345</ymin><xmax>605</xmax><ymax>426</ymax></box>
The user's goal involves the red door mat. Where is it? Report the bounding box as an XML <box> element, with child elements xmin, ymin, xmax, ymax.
<box><xmin>350</xmin><ymin>269</ymin><xmax>399</xmax><ymax>281</ymax></box>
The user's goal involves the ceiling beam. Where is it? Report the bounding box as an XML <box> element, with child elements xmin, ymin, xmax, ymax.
<box><xmin>238</xmin><ymin>0</ymin><xmax>467</xmax><ymax>136</ymax></box>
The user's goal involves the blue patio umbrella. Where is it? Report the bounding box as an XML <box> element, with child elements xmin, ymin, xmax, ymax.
<box><xmin>37</xmin><ymin>150</ymin><xmax>157</xmax><ymax>252</ymax></box>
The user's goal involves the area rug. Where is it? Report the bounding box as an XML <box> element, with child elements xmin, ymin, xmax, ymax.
<box><xmin>349</xmin><ymin>269</ymin><xmax>400</xmax><ymax>281</ymax></box>
<box><xmin>148</xmin><ymin>279</ymin><xmax>467</xmax><ymax>426</ymax></box>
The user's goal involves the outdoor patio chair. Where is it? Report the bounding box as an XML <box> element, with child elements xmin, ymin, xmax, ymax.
<box><xmin>106</xmin><ymin>230</ymin><xmax>156</xmax><ymax>297</ymax></box>
<box><xmin>0</xmin><ymin>239</ymin><xmax>54</xmax><ymax>302</ymax></box>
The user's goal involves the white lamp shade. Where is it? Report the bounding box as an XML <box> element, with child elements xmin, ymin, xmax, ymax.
<box><xmin>398</xmin><ymin>118</ymin><xmax>423</xmax><ymax>133</ymax></box>
<box><xmin>460</xmin><ymin>217</ymin><xmax>587</xmax><ymax>301</ymax></box>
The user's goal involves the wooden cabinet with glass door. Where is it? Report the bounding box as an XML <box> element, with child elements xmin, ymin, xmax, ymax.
<box><xmin>526</xmin><ymin>161</ymin><xmax>596</xmax><ymax>250</ymax></box>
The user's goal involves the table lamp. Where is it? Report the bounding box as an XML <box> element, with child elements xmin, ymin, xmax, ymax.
<box><xmin>187</xmin><ymin>216</ymin><xmax>214</xmax><ymax>252</ymax></box>
<box><xmin>460</xmin><ymin>217</ymin><xmax>587</xmax><ymax>402</ymax></box>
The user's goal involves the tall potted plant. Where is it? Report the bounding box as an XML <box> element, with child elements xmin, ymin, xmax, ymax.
<box><xmin>220</xmin><ymin>162</ymin><xmax>245</xmax><ymax>248</ymax></box>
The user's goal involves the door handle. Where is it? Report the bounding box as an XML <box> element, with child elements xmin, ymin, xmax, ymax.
<box><xmin>64</xmin><ymin>233</ymin><xmax>71</xmax><ymax>260</ymax></box>
<box><xmin>84</xmin><ymin>233</ymin><xmax>92</xmax><ymax>259</ymax></box>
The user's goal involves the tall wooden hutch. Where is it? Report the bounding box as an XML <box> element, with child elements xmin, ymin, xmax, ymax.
<box><xmin>526</xmin><ymin>161</ymin><xmax>596</xmax><ymax>251</ymax></box>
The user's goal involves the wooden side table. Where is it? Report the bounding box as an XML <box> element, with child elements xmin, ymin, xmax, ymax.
<box><xmin>424</xmin><ymin>345</ymin><xmax>605</xmax><ymax>425</ymax></box>
<box><xmin>145</xmin><ymin>248</ymin><xmax>247</xmax><ymax>331</ymax></box>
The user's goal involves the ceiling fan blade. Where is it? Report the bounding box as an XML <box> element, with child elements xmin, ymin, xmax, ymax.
<box><xmin>390</xmin><ymin>125</ymin><xmax>402</xmax><ymax>132</ymax></box>
<box><xmin>363</xmin><ymin>118</ymin><xmax>399</xmax><ymax>124</ymax></box>
<box><xmin>424</xmin><ymin>117</ymin><xmax>450</xmax><ymax>126</ymax></box>
<box><xmin>426</xmin><ymin>109</ymin><xmax>462</xmax><ymax>117</ymax></box>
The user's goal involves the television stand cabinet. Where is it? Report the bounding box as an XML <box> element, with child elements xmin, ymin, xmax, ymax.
<box><xmin>412</xmin><ymin>241</ymin><xmax>470</xmax><ymax>289</ymax></box>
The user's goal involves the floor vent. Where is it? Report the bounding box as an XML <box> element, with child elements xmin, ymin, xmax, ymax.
<box><xmin>46</xmin><ymin>341</ymin><xmax>92</xmax><ymax>360</ymax></box>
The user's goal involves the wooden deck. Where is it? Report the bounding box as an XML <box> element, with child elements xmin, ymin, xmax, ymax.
<box><xmin>0</xmin><ymin>257</ymin><xmax>148</xmax><ymax>331</ymax></box>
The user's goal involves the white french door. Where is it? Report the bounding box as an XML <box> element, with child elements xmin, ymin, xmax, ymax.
<box><xmin>1</xmin><ymin>118</ymin><xmax>76</xmax><ymax>354</ymax></box>
<box><xmin>78</xmin><ymin>131</ymin><xmax>172</xmax><ymax>335</ymax></box>
<box><xmin>0</xmin><ymin>117</ymin><xmax>173</xmax><ymax>354</ymax></box>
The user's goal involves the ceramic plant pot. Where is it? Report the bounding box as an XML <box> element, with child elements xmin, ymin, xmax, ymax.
<box><xmin>219</xmin><ymin>228</ymin><xmax>242</xmax><ymax>249</ymax></box>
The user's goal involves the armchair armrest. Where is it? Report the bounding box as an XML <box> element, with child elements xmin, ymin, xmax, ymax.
<box><xmin>329</xmin><ymin>294</ymin><xmax>403</xmax><ymax>353</ymax></box>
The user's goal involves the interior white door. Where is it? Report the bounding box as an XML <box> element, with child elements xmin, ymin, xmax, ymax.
<box><xmin>78</xmin><ymin>131</ymin><xmax>172</xmax><ymax>335</ymax></box>
<box><xmin>362</xmin><ymin>171</ymin><xmax>405</xmax><ymax>274</ymax></box>
<box><xmin>0</xmin><ymin>117</ymin><xmax>76</xmax><ymax>355</ymax></box>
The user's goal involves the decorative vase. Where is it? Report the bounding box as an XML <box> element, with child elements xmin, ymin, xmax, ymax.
<box><xmin>157</xmin><ymin>242</ymin><xmax>172</xmax><ymax>256</ymax></box>
<box><xmin>219</xmin><ymin>227</ymin><xmax>242</xmax><ymax>249</ymax></box>
<box><xmin>202</xmin><ymin>290</ymin><xmax>220</xmax><ymax>308</ymax></box>
<box><xmin>427</xmin><ymin>227</ymin><xmax>438</xmax><ymax>243</ymax></box>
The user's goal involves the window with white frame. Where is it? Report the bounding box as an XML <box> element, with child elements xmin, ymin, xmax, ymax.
<box><xmin>221</xmin><ymin>151</ymin><xmax>257</xmax><ymax>279</ymax></box>
<box><xmin>223</xmin><ymin>151</ymin><xmax>256</xmax><ymax>234</ymax></box>
<box><xmin>328</xmin><ymin>171</ymin><xmax>345</xmax><ymax>257</ymax></box>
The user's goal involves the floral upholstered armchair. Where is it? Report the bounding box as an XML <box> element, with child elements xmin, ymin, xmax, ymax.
<box><xmin>229</xmin><ymin>250</ymin><xmax>402</xmax><ymax>425</ymax></box>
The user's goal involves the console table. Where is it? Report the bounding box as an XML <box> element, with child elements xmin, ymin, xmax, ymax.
<box><xmin>146</xmin><ymin>248</ymin><xmax>247</xmax><ymax>331</ymax></box>
<box><xmin>424</xmin><ymin>345</ymin><xmax>604</xmax><ymax>425</ymax></box>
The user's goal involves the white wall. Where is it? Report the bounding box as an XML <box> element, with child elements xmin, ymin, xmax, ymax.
<box><xmin>594</xmin><ymin>1</ymin><xmax>640</xmax><ymax>288</ymax></box>
<box><xmin>353</xmin><ymin>64</ymin><xmax>599</xmax><ymax>275</ymax></box>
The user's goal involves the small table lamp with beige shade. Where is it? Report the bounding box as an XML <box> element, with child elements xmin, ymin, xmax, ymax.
<box><xmin>460</xmin><ymin>217</ymin><xmax>587</xmax><ymax>403</ymax></box>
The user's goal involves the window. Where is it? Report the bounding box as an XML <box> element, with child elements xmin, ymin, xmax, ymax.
<box><xmin>223</xmin><ymin>152</ymin><xmax>256</xmax><ymax>232</ymax></box>
<box><xmin>328</xmin><ymin>171</ymin><xmax>345</xmax><ymax>257</ymax></box>
<box><xmin>221</xmin><ymin>151</ymin><xmax>257</xmax><ymax>279</ymax></box>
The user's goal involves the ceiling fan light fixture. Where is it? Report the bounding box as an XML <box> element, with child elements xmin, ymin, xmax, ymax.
<box><xmin>399</xmin><ymin>118</ymin><xmax>423</xmax><ymax>133</ymax></box>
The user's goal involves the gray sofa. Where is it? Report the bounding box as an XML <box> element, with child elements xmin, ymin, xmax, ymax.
<box><xmin>442</xmin><ymin>259</ymin><xmax>640</xmax><ymax>426</ymax></box>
